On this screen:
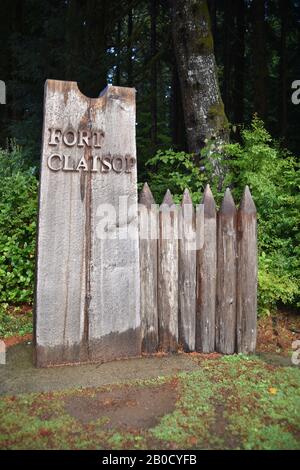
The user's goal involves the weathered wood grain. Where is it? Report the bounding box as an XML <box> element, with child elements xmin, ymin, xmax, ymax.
<box><xmin>158</xmin><ymin>190</ymin><xmax>179</xmax><ymax>352</ymax></box>
<box><xmin>35</xmin><ymin>80</ymin><xmax>90</xmax><ymax>366</ymax></box>
<box><xmin>178</xmin><ymin>189</ymin><xmax>196</xmax><ymax>351</ymax></box>
<box><xmin>87</xmin><ymin>85</ymin><xmax>141</xmax><ymax>363</ymax></box>
<box><xmin>139</xmin><ymin>183</ymin><xmax>158</xmax><ymax>353</ymax></box>
<box><xmin>196</xmin><ymin>184</ymin><xmax>217</xmax><ymax>353</ymax></box>
<box><xmin>237</xmin><ymin>186</ymin><xmax>257</xmax><ymax>353</ymax></box>
<box><xmin>216</xmin><ymin>188</ymin><xmax>237</xmax><ymax>354</ymax></box>
<box><xmin>35</xmin><ymin>80</ymin><xmax>141</xmax><ymax>367</ymax></box>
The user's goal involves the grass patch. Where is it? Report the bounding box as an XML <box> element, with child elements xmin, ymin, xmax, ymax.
<box><xmin>156</xmin><ymin>354</ymin><xmax>300</xmax><ymax>450</ymax></box>
<box><xmin>0</xmin><ymin>355</ymin><xmax>299</xmax><ymax>449</ymax></box>
<box><xmin>0</xmin><ymin>303</ymin><xmax>32</xmax><ymax>338</ymax></box>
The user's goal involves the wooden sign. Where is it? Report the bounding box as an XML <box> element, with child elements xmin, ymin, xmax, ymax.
<box><xmin>35</xmin><ymin>80</ymin><xmax>141</xmax><ymax>367</ymax></box>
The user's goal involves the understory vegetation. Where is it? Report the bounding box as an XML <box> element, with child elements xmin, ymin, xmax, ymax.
<box><xmin>0</xmin><ymin>144</ymin><xmax>37</xmax><ymax>304</ymax></box>
<box><xmin>147</xmin><ymin>117</ymin><xmax>300</xmax><ymax>315</ymax></box>
<box><xmin>0</xmin><ymin>118</ymin><xmax>299</xmax><ymax>321</ymax></box>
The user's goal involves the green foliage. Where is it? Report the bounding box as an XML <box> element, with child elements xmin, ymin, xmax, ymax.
<box><xmin>146</xmin><ymin>149</ymin><xmax>205</xmax><ymax>204</ymax></box>
<box><xmin>258</xmin><ymin>255</ymin><xmax>299</xmax><ymax>316</ymax></box>
<box><xmin>0</xmin><ymin>144</ymin><xmax>38</xmax><ymax>303</ymax></box>
<box><xmin>146</xmin><ymin>117</ymin><xmax>300</xmax><ymax>314</ymax></box>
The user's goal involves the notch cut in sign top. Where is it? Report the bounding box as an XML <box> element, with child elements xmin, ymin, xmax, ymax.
<box><xmin>0</xmin><ymin>340</ymin><xmax>6</xmax><ymax>364</ymax></box>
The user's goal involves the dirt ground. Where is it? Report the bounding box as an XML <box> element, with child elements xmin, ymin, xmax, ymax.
<box><xmin>64</xmin><ymin>380</ymin><xmax>178</xmax><ymax>430</ymax></box>
<box><xmin>256</xmin><ymin>310</ymin><xmax>300</xmax><ymax>356</ymax></box>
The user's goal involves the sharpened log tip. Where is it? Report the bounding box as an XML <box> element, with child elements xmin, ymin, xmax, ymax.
<box><xmin>219</xmin><ymin>188</ymin><xmax>236</xmax><ymax>215</ymax></box>
<box><xmin>202</xmin><ymin>184</ymin><xmax>216</xmax><ymax>218</ymax></box>
<box><xmin>139</xmin><ymin>182</ymin><xmax>156</xmax><ymax>207</ymax></box>
<box><xmin>239</xmin><ymin>185</ymin><xmax>256</xmax><ymax>214</ymax></box>
<box><xmin>181</xmin><ymin>188</ymin><xmax>193</xmax><ymax>206</ymax></box>
<box><xmin>161</xmin><ymin>189</ymin><xmax>175</xmax><ymax>207</ymax></box>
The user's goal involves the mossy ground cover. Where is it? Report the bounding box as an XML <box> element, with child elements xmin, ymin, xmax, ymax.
<box><xmin>0</xmin><ymin>355</ymin><xmax>299</xmax><ymax>450</ymax></box>
<box><xmin>0</xmin><ymin>304</ymin><xmax>32</xmax><ymax>339</ymax></box>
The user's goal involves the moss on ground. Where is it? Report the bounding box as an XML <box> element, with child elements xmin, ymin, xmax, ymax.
<box><xmin>0</xmin><ymin>304</ymin><xmax>32</xmax><ymax>338</ymax></box>
<box><xmin>0</xmin><ymin>355</ymin><xmax>299</xmax><ymax>450</ymax></box>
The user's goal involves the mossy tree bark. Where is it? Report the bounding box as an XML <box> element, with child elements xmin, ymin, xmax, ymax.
<box><xmin>170</xmin><ymin>0</ymin><xmax>229</xmax><ymax>155</ymax></box>
<box><xmin>150</xmin><ymin>0</ymin><xmax>158</xmax><ymax>148</ymax></box>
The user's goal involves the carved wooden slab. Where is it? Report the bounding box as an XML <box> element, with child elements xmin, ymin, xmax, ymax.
<box><xmin>35</xmin><ymin>80</ymin><xmax>141</xmax><ymax>367</ymax></box>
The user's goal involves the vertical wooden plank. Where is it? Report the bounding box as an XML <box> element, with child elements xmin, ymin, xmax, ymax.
<box><xmin>178</xmin><ymin>189</ymin><xmax>196</xmax><ymax>351</ymax></box>
<box><xmin>216</xmin><ymin>188</ymin><xmax>237</xmax><ymax>354</ymax></box>
<box><xmin>196</xmin><ymin>185</ymin><xmax>217</xmax><ymax>353</ymax></box>
<box><xmin>158</xmin><ymin>190</ymin><xmax>179</xmax><ymax>352</ymax></box>
<box><xmin>237</xmin><ymin>186</ymin><xmax>257</xmax><ymax>353</ymax></box>
<box><xmin>35</xmin><ymin>80</ymin><xmax>90</xmax><ymax>367</ymax></box>
<box><xmin>89</xmin><ymin>85</ymin><xmax>141</xmax><ymax>362</ymax></box>
<box><xmin>196</xmin><ymin>184</ymin><xmax>217</xmax><ymax>353</ymax></box>
<box><xmin>139</xmin><ymin>183</ymin><xmax>158</xmax><ymax>353</ymax></box>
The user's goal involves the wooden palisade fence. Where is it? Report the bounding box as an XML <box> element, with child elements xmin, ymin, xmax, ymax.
<box><xmin>139</xmin><ymin>183</ymin><xmax>257</xmax><ymax>355</ymax></box>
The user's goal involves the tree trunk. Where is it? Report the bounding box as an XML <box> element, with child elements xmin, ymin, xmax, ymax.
<box><xmin>150</xmin><ymin>0</ymin><xmax>158</xmax><ymax>147</ymax></box>
<box><xmin>279</xmin><ymin>0</ymin><xmax>288</xmax><ymax>139</ymax></box>
<box><xmin>10</xmin><ymin>0</ymin><xmax>24</xmax><ymax>123</ymax></box>
<box><xmin>85</xmin><ymin>0</ymin><xmax>108</xmax><ymax>96</ymax></box>
<box><xmin>208</xmin><ymin>0</ymin><xmax>217</xmax><ymax>44</ymax></box>
<box><xmin>171</xmin><ymin>62</ymin><xmax>186</xmax><ymax>150</ymax></box>
<box><xmin>223</xmin><ymin>0</ymin><xmax>234</xmax><ymax>115</ymax></box>
<box><xmin>170</xmin><ymin>0</ymin><xmax>229</xmax><ymax>155</ymax></box>
<box><xmin>115</xmin><ymin>21</ymin><xmax>122</xmax><ymax>86</ymax></box>
<box><xmin>0</xmin><ymin>0</ymin><xmax>13</xmax><ymax>142</ymax></box>
<box><xmin>127</xmin><ymin>9</ymin><xmax>133</xmax><ymax>86</ymax></box>
<box><xmin>65</xmin><ymin>0</ymin><xmax>83</xmax><ymax>80</ymax></box>
<box><xmin>233</xmin><ymin>0</ymin><xmax>245</xmax><ymax>123</ymax></box>
<box><xmin>252</xmin><ymin>0</ymin><xmax>267</xmax><ymax>120</ymax></box>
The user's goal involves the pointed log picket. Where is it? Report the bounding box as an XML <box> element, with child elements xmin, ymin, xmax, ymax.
<box><xmin>158</xmin><ymin>189</ymin><xmax>179</xmax><ymax>352</ymax></box>
<box><xmin>178</xmin><ymin>189</ymin><xmax>196</xmax><ymax>351</ymax></box>
<box><xmin>216</xmin><ymin>188</ymin><xmax>237</xmax><ymax>354</ymax></box>
<box><xmin>139</xmin><ymin>183</ymin><xmax>158</xmax><ymax>353</ymax></box>
<box><xmin>196</xmin><ymin>184</ymin><xmax>217</xmax><ymax>353</ymax></box>
<box><xmin>237</xmin><ymin>186</ymin><xmax>257</xmax><ymax>353</ymax></box>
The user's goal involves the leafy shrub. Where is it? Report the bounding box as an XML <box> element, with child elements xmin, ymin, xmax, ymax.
<box><xmin>0</xmin><ymin>144</ymin><xmax>38</xmax><ymax>303</ymax></box>
<box><xmin>146</xmin><ymin>117</ymin><xmax>300</xmax><ymax>314</ymax></box>
<box><xmin>145</xmin><ymin>149</ymin><xmax>205</xmax><ymax>204</ymax></box>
